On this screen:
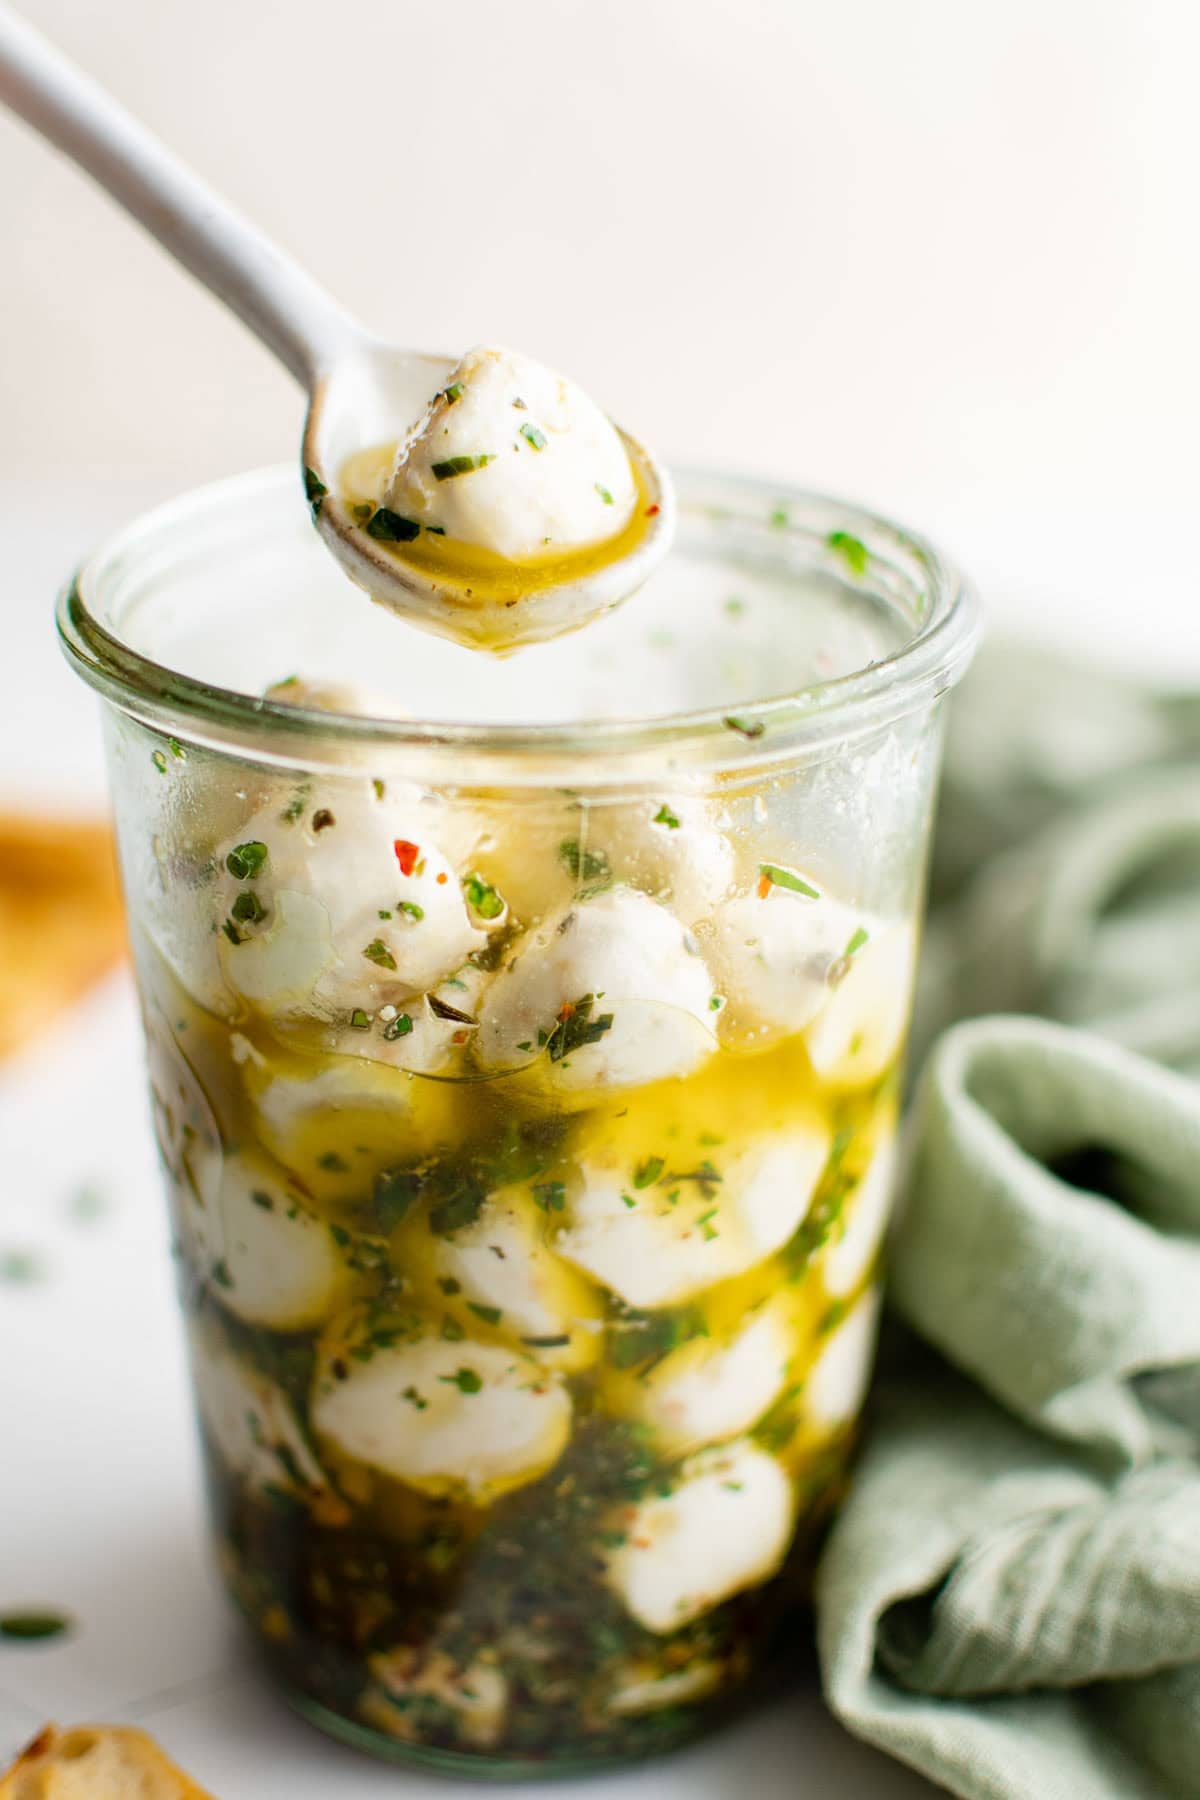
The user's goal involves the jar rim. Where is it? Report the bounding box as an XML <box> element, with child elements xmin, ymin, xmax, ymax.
<box><xmin>57</xmin><ymin>464</ymin><xmax>980</xmax><ymax>772</ymax></box>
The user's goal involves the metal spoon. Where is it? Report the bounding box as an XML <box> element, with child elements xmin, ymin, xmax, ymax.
<box><xmin>0</xmin><ymin>5</ymin><xmax>674</xmax><ymax>652</ymax></box>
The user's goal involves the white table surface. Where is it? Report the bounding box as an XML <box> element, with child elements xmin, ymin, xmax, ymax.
<box><xmin>0</xmin><ymin>486</ymin><xmax>947</xmax><ymax>1795</ymax></box>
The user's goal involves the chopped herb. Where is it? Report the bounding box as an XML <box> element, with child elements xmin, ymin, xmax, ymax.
<box><xmin>317</xmin><ymin>1151</ymin><xmax>349</xmax><ymax>1173</ymax></box>
<box><xmin>759</xmin><ymin>863</ymin><xmax>821</xmax><ymax>899</ymax></box>
<box><xmin>463</xmin><ymin>871</ymin><xmax>505</xmax><ymax>920</ymax></box>
<box><xmin>652</xmin><ymin>804</ymin><xmax>681</xmax><ymax>830</ymax></box>
<box><xmin>226</xmin><ymin>841</ymin><xmax>269</xmax><ymax>880</ymax></box>
<box><xmin>211</xmin><ymin>1258</ymin><xmax>233</xmax><ymax>1289</ymax></box>
<box><xmin>610</xmin><ymin>1305</ymin><xmax>707</xmax><ymax>1371</ymax></box>
<box><xmin>441</xmin><ymin>381</ymin><xmax>464</xmax><ymax>405</ymax></box>
<box><xmin>362</xmin><ymin>939</ymin><xmax>397</xmax><ymax>970</ymax></box>
<box><xmin>372</xmin><ymin>778</ymin><xmax>386</xmax><ymax>800</ymax></box>
<box><xmin>428</xmin><ymin>1177</ymin><xmax>487</xmax><ymax>1236</ymax></box>
<box><xmin>769</xmin><ymin>504</ymin><xmax>790</xmax><ymax>529</ymax></box>
<box><xmin>633</xmin><ymin>1156</ymin><xmax>665</xmax><ymax>1190</ymax></box>
<box><xmin>532</xmin><ymin>1180</ymin><xmax>567</xmax><ymax>1213</ymax></box>
<box><xmin>249</xmin><ymin>1189</ymin><xmax>275</xmax><ymax>1212</ymax></box>
<box><xmin>849</xmin><ymin>1030</ymin><xmax>865</xmax><ymax>1056</ymax></box>
<box><xmin>151</xmin><ymin>749</ymin><xmax>168</xmax><ymax>775</ymax></box>
<box><xmin>403</xmin><ymin>1385</ymin><xmax>429</xmax><ymax>1410</ymax></box>
<box><xmin>468</xmin><ymin>1303</ymin><xmax>502</xmax><ymax>1326</ymax></box>
<box><xmin>595</xmin><ymin>483</ymin><xmax>614</xmax><ymax>504</ymax></box>
<box><xmin>440</xmin><ymin>1366</ymin><xmax>484</xmax><ymax>1394</ymax></box>
<box><xmin>168</xmin><ymin>738</ymin><xmax>186</xmax><ymax>761</ymax></box>
<box><xmin>827</xmin><ymin>529</ymin><xmax>869</xmax><ymax>576</ymax></box>
<box><xmin>382</xmin><ymin>1013</ymin><xmax>414</xmax><ymax>1041</ymax></box>
<box><xmin>725</xmin><ymin>596</ymin><xmax>746</xmax><ymax>617</ymax></box>
<box><xmin>709</xmin><ymin>994</ymin><xmax>726</xmax><ymax>1011</ymax></box>
<box><xmin>397</xmin><ymin>900</ymin><xmax>425</xmax><ymax>922</ymax></box>
<box><xmin>0</xmin><ymin>1611</ymin><xmax>71</xmax><ymax>1642</ymax></box>
<box><xmin>522</xmin><ymin>1333</ymin><xmax>571</xmax><ymax>1349</ymax></box>
<box><xmin>516</xmin><ymin>1041</ymin><xmax>533</xmax><ymax>1053</ymax></box>
<box><xmin>432</xmin><ymin>454</ymin><xmax>495</xmax><ymax>480</ymax></box>
<box><xmin>621</xmin><ymin>1193</ymin><xmax>637</xmax><ymax>1210</ymax></box>
<box><xmin>221</xmin><ymin>918</ymin><xmax>243</xmax><ymax>946</ymax></box>
<box><xmin>373</xmin><ymin>1167</ymin><xmax>423</xmax><ymax>1231</ymax></box>
<box><xmin>697</xmin><ymin>1207</ymin><xmax>720</xmax><ymax>1240</ymax></box>
<box><xmin>378</xmin><ymin>909</ymin><xmax>392</xmax><ymax>921</ymax></box>
<box><xmin>367</xmin><ymin>507</ymin><xmax>421</xmax><ymax>543</ymax></box>
<box><xmin>520</xmin><ymin>423</ymin><xmax>547</xmax><ymax>451</ymax></box>
<box><xmin>350</xmin><ymin>501</ymin><xmax>374</xmax><ymax>523</ymax></box>
<box><xmin>303</xmin><ymin>466</ymin><xmax>328</xmax><ymax>516</ymax></box>
<box><xmin>329</xmin><ymin>1224</ymin><xmax>352</xmax><ymax>1248</ymax></box>
<box><xmin>231</xmin><ymin>889</ymin><xmax>266</xmax><ymax>925</ymax></box>
<box><xmin>546</xmin><ymin>994</ymin><xmax>614</xmax><ymax>1063</ymax></box>
<box><xmin>559</xmin><ymin>840</ymin><xmax>610</xmax><ymax>882</ymax></box>
<box><xmin>438</xmin><ymin>1277</ymin><xmax>462</xmax><ymax>1296</ymax></box>
<box><xmin>722</xmin><ymin>714</ymin><xmax>766</xmax><ymax>740</ymax></box>
<box><xmin>845</xmin><ymin>925</ymin><xmax>870</xmax><ymax>956</ymax></box>
<box><xmin>427</xmin><ymin>995</ymin><xmax>476</xmax><ymax>1026</ymax></box>
<box><xmin>442</xmin><ymin>1314</ymin><xmax>466</xmax><ymax>1343</ymax></box>
<box><xmin>349</xmin><ymin>1007</ymin><xmax>371</xmax><ymax>1031</ymax></box>
<box><xmin>0</xmin><ymin>1249</ymin><xmax>43</xmax><ymax>1284</ymax></box>
<box><xmin>426</xmin><ymin>524</ymin><xmax>446</xmax><ymax>535</ymax></box>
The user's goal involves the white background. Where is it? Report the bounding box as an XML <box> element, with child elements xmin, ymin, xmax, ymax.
<box><xmin>1</xmin><ymin>3</ymin><xmax>1197</xmax><ymax>1794</ymax></box>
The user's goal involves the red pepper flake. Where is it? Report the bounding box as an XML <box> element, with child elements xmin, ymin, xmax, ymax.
<box><xmin>645</xmin><ymin>504</ymin><xmax>661</xmax><ymax>517</ymax></box>
<box><xmin>436</xmin><ymin>870</ymin><xmax>448</xmax><ymax>885</ymax></box>
<box><xmin>451</xmin><ymin>1029</ymin><xmax>470</xmax><ymax>1046</ymax></box>
<box><xmin>558</xmin><ymin>1001</ymin><xmax>576</xmax><ymax>1020</ymax></box>
<box><xmin>394</xmin><ymin>839</ymin><xmax>420</xmax><ymax>876</ymax></box>
<box><xmin>757</xmin><ymin>873</ymin><xmax>773</xmax><ymax>899</ymax></box>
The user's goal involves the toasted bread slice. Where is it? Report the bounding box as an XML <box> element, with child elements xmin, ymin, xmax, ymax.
<box><xmin>0</xmin><ymin>814</ymin><xmax>125</xmax><ymax>1060</ymax></box>
<box><xmin>0</xmin><ymin>1723</ymin><xmax>213</xmax><ymax>1798</ymax></box>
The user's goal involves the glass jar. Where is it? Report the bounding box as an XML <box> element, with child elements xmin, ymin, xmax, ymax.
<box><xmin>58</xmin><ymin>468</ymin><xmax>977</xmax><ymax>1776</ymax></box>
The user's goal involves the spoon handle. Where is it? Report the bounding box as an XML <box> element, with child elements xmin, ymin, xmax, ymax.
<box><xmin>0</xmin><ymin>4</ymin><xmax>358</xmax><ymax>382</ymax></box>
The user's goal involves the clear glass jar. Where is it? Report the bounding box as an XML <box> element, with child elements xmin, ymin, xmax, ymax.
<box><xmin>58</xmin><ymin>467</ymin><xmax>977</xmax><ymax>1777</ymax></box>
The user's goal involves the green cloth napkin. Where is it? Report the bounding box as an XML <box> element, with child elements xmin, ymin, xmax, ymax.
<box><xmin>816</xmin><ymin>643</ymin><xmax>1200</xmax><ymax>1799</ymax></box>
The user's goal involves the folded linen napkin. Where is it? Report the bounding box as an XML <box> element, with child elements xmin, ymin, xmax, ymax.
<box><xmin>817</xmin><ymin>642</ymin><xmax>1200</xmax><ymax>1800</ymax></box>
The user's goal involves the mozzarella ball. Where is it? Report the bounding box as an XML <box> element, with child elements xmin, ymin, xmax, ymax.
<box><xmin>604</xmin><ymin>1441</ymin><xmax>795</xmax><ymax>1633</ymax></box>
<box><xmin>180</xmin><ymin>1145</ymin><xmax>349</xmax><ymax>1330</ymax></box>
<box><xmin>311</xmin><ymin>1318</ymin><xmax>571</xmax><ymax>1502</ymax></box>
<box><xmin>214</xmin><ymin>784</ymin><xmax>484</xmax><ymax>1016</ymax></box>
<box><xmin>707</xmin><ymin>878</ymin><xmax>866</xmax><ymax>1045</ymax></box>
<box><xmin>804</xmin><ymin>1287</ymin><xmax>883</xmax><ymax>1432</ymax></box>
<box><xmin>188</xmin><ymin>1318</ymin><xmax>332</xmax><ymax>1502</ymax></box>
<box><xmin>425</xmin><ymin>1182</ymin><xmax>603</xmax><ymax>1373</ymax></box>
<box><xmin>607</xmin><ymin>1658</ymin><xmax>723</xmax><ymax>1716</ymax></box>
<box><xmin>604</xmin><ymin>1298</ymin><xmax>795</xmax><ymax>1458</ymax></box>
<box><xmin>242</xmin><ymin>1046</ymin><xmax>459</xmax><ymax>1202</ymax></box>
<box><xmin>476</xmin><ymin>889</ymin><xmax>717</xmax><ymax>1095</ymax></box>
<box><xmin>806</xmin><ymin>925</ymin><xmax>915</xmax><ymax>1090</ymax></box>
<box><xmin>386</xmin><ymin>346</ymin><xmax>636</xmax><ymax>562</ymax></box>
<box><xmin>557</xmin><ymin>1094</ymin><xmax>830</xmax><ymax>1308</ymax></box>
<box><xmin>822</xmin><ymin>1126</ymin><xmax>898</xmax><ymax>1298</ymax></box>
<box><xmin>365</xmin><ymin>1649</ymin><xmax>508</xmax><ymax>1748</ymax></box>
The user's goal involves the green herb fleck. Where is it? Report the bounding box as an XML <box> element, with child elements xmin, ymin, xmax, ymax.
<box><xmin>769</xmin><ymin>505</ymin><xmax>789</xmax><ymax>530</ymax></box>
<box><xmin>722</xmin><ymin>714</ymin><xmax>766</xmax><ymax>740</ymax></box>
<box><xmin>403</xmin><ymin>1385</ymin><xmax>429</xmax><ymax>1410</ymax></box>
<box><xmin>317</xmin><ymin>1151</ymin><xmax>349</xmax><ymax>1173</ymax></box>
<box><xmin>440</xmin><ymin>1366</ymin><xmax>483</xmax><ymax>1394</ymax></box>
<box><xmin>432</xmin><ymin>454</ymin><xmax>495</xmax><ymax>481</ymax></box>
<box><xmin>226</xmin><ymin>841</ymin><xmax>269</xmax><ymax>880</ymax></box>
<box><xmin>397</xmin><ymin>900</ymin><xmax>425</xmax><ymax>922</ymax></box>
<box><xmin>349</xmin><ymin>1007</ymin><xmax>371</xmax><ymax>1031</ymax></box>
<box><xmin>546</xmin><ymin>994</ymin><xmax>614</xmax><ymax>1063</ymax></box>
<box><xmin>522</xmin><ymin>1333</ymin><xmax>571</xmax><ymax>1349</ymax></box>
<box><xmin>845</xmin><ymin>925</ymin><xmax>870</xmax><ymax>956</ymax></box>
<box><xmin>463</xmin><ymin>871</ymin><xmax>505</xmax><ymax>920</ymax></box>
<box><xmin>652</xmin><ymin>804</ymin><xmax>681</xmax><ymax>830</ymax></box>
<box><xmin>367</xmin><ymin>507</ymin><xmax>421</xmax><ymax>543</ymax></box>
<box><xmin>329</xmin><ymin>1224</ymin><xmax>352</xmax><ymax>1248</ymax></box>
<box><xmin>372</xmin><ymin>778</ymin><xmax>386</xmax><ymax>800</ymax></box>
<box><xmin>595</xmin><ymin>483</ymin><xmax>614</xmax><ymax>505</ymax></box>
<box><xmin>759</xmin><ymin>863</ymin><xmax>820</xmax><ymax>899</ymax></box>
<box><xmin>520</xmin><ymin>423</ymin><xmax>547</xmax><ymax>451</ymax></box>
<box><xmin>363</xmin><ymin>938</ymin><xmax>397</xmax><ymax>970</ymax></box>
<box><xmin>249</xmin><ymin>1189</ymin><xmax>275</xmax><ymax>1212</ymax></box>
<box><xmin>231</xmin><ymin>890</ymin><xmax>266</xmax><ymax>925</ymax></box>
<box><xmin>220</xmin><ymin>918</ymin><xmax>243</xmax><ymax>946</ymax></box>
<box><xmin>559</xmin><ymin>840</ymin><xmax>610</xmax><ymax>883</ymax></box>
<box><xmin>151</xmin><ymin>750</ymin><xmax>168</xmax><ymax>775</ymax></box>
<box><xmin>373</xmin><ymin>1167</ymin><xmax>422</xmax><ymax>1231</ymax></box>
<box><xmin>303</xmin><ymin>466</ymin><xmax>328</xmax><ymax>516</ymax></box>
<box><xmin>709</xmin><ymin>994</ymin><xmax>725</xmax><ymax>1011</ymax></box>
<box><xmin>441</xmin><ymin>381</ymin><xmax>464</xmax><ymax>405</ymax></box>
<box><xmin>633</xmin><ymin>1155</ymin><xmax>665</xmax><ymax>1190</ymax></box>
<box><xmin>725</xmin><ymin>596</ymin><xmax>746</xmax><ymax>617</ymax></box>
<box><xmin>383</xmin><ymin>1012</ymin><xmax>414</xmax><ymax>1041</ymax></box>
<box><xmin>442</xmin><ymin>1314</ymin><xmax>466</xmax><ymax>1342</ymax></box>
<box><xmin>438</xmin><ymin>1277</ymin><xmax>462</xmax><ymax>1296</ymax></box>
<box><xmin>211</xmin><ymin>1258</ymin><xmax>234</xmax><ymax>1290</ymax></box>
<box><xmin>827</xmin><ymin>529</ymin><xmax>869</xmax><ymax>576</ymax></box>
<box><xmin>468</xmin><ymin>1302</ymin><xmax>502</xmax><ymax>1326</ymax></box>
<box><xmin>0</xmin><ymin>1611</ymin><xmax>71</xmax><ymax>1642</ymax></box>
<box><xmin>532</xmin><ymin>1180</ymin><xmax>567</xmax><ymax>1213</ymax></box>
<box><xmin>168</xmin><ymin>738</ymin><xmax>186</xmax><ymax>761</ymax></box>
<box><xmin>0</xmin><ymin>1249</ymin><xmax>44</xmax><ymax>1284</ymax></box>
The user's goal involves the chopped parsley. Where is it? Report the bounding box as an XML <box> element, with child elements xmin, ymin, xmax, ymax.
<box><xmin>438</xmin><ymin>1277</ymin><xmax>462</xmax><ymax>1296</ymax></box>
<box><xmin>633</xmin><ymin>1155</ymin><xmax>665</xmax><ymax>1190</ymax></box>
<box><xmin>652</xmin><ymin>804</ymin><xmax>681</xmax><ymax>830</ymax></box>
<box><xmin>366</xmin><ymin>507</ymin><xmax>421</xmax><ymax>544</ymax></box>
<box><xmin>759</xmin><ymin>863</ymin><xmax>820</xmax><ymax>899</ymax></box>
<box><xmin>151</xmin><ymin>750</ymin><xmax>168</xmax><ymax>775</ymax></box>
<box><xmin>0</xmin><ymin>1611</ymin><xmax>72</xmax><ymax>1642</ymax></box>
<box><xmin>609</xmin><ymin>1304</ymin><xmax>707</xmax><ymax>1371</ymax></box>
<box><xmin>317</xmin><ymin>1152</ymin><xmax>349</xmax><ymax>1173</ymax></box>
<box><xmin>231</xmin><ymin>890</ymin><xmax>266</xmax><ymax>925</ymax></box>
<box><xmin>168</xmin><ymin>738</ymin><xmax>187</xmax><ymax>761</ymax></box>
<box><xmin>441</xmin><ymin>381</ymin><xmax>464</xmax><ymax>405</ymax></box>
<box><xmin>769</xmin><ymin>504</ymin><xmax>789</xmax><ymax>530</ymax></box>
<box><xmin>221</xmin><ymin>918</ymin><xmax>244</xmax><ymax>946</ymax></box>
<box><xmin>532</xmin><ymin>1180</ymin><xmax>567</xmax><ymax>1213</ymax></box>
<box><xmin>595</xmin><ymin>483</ymin><xmax>614</xmax><ymax>505</ymax></box>
<box><xmin>440</xmin><ymin>1366</ymin><xmax>483</xmax><ymax>1394</ymax></box>
<box><xmin>303</xmin><ymin>466</ymin><xmax>328</xmax><ymax>517</ymax></box>
<box><xmin>709</xmin><ymin>994</ymin><xmax>726</xmax><ymax>1011</ymax></box>
<box><xmin>397</xmin><ymin>900</ymin><xmax>425</xmax><ymax>922</ymax></box>
<box><xmin>519</xmin><ymin>423</ymin><xmax>547</xmax><ymax>451</ymax></box>
<box><xmin>382</xmin><ymin>1013</ymin><xmax>414</xmax><ymax>1041</ymax></box>
<box><xmin>827</xmin><ymin>529</ymin><xmax>869</xmax><ymax>576</ymax></box>
<box><xmin>432</xmin><ymin>454</ymin><xmax>495</xmax><ymax>481</ymax></box>
<box><xmin>403</xmin><ymin>1385</ymin><xmax>429</xmax><ymax>1410</ymax></box>
<box><xmin>249</xmin><ymin>1189</ymin><xmax>275</xmax><ymax>1212</ymax></box>
<box><xmin>372</xmin><ymin>1167</ymin><xmax>422</xmax><ymax>1231</ymax></box>
<box><xmin>372</xmin><ymin>778</ymin><xmax>386</xmax><ymax>800</ymax></box>
<box><xmin>226</xmin><ymin>841</ymin><xmax>269</xmax><ymax>880</ymax></box>
<box><xmin>845</xmin><ymin>925</ymin><xmax>870</xmax><ymax>956</ymax></box>
<box><xmin>722</xmin><ymin>714</ymin><xmax>766</xmax><ymax>740</ymax></box>
<box><xmin>362</xmin><ymin>939</ymin><xmax>397</xmax><ymax>970</ymax></box>
<box><xmin>468</xmin><ymin>1302</ymin><xmax>502</xmax><ymax>1326</ymax></box>
<box><xmin>463</xmin><ymin>871</ymin><xmax>506</xmax><ymax>920</ymax></box>
<box><xmin>442</xmin><ymin>1314</ymin><xmax>466</xmax><ymax>1342</ymax></box>
<box><xmin>522</xmin><ymin>1333</ymin><xmax>570</xmax><ymax>1349</ymax></box>
<box><xmin>559</xmin><ymin>840</ymin><xmax>610</xmax><ymax>883</ymax></box>
<box><xmin>546</xmin><ymin>994</ymin><xmax>614</xmax><ymax>1063</ymax></box>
